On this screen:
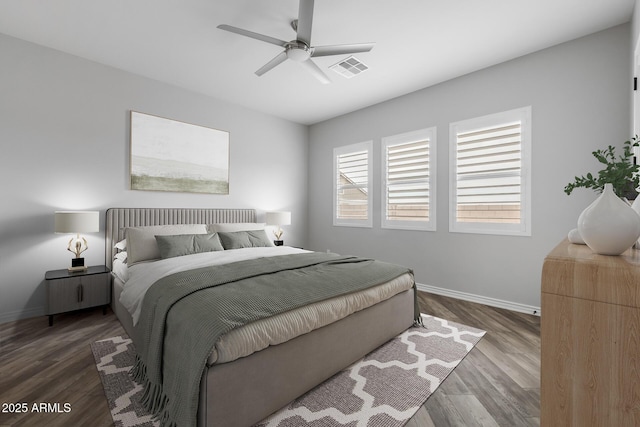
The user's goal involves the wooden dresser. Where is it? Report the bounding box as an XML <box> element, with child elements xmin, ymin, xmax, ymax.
<box><xmin>541</xmin><ymin>239</ymin><xmax>640</xmax><ymax>426</ymax></box>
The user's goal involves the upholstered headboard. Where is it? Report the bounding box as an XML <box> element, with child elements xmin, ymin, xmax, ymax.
<box><xmin>105</xmin><ymin>208</ymin><xmax>256</xmax><ymax>270</ymax></box>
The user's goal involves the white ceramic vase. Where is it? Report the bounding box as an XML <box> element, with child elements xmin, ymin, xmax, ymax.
<box><xmin>632</xmin><ymin>196</ymin><xmax>640</xmax><ymax>248</ymax></box>
<box><xmin>577</xmin><ymin>183</ymin><xmax>640</xmax><ymax>255</ymax></box>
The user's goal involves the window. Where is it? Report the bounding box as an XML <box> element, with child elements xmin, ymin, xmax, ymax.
<box><xmin>334</xmin><ymin>141</ymin><xmax>373</xmax><ymax>227</ymax></box>
<box><xmin>382</xmin><ymin>127</ymin><xmax>436</xmax><ymax>231</ymax></box>
<box><xmin>449</xmin><ymin>107</ymin><xmax>531</xmax><ymax>236</ymax></box>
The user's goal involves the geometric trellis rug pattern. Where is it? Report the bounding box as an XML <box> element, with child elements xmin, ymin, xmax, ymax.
<box><xmin>91</xmin><ymin>314</ymin><xmax>485</xmax><ymax>427</ymax></box>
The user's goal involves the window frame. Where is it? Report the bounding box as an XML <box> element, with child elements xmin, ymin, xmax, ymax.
<box><xmin>448</xmin><ymin>107</ymin><xmax>532</xmax><ymax>236</ymax></box>
<box><xmin>381</xmin><ymin>127</ymin><xmax>436</xmax><ymax>231</ymax></box>
<box><xmin>333</xmin><ymin>141</ymin><xmax>373</xmax><ymax>228</ymax></box>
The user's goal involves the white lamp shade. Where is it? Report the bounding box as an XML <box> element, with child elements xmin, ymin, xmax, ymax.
<box><xmin>266</xmin><ymin>211</ymin><xmax>291</xmax><ymax>226</ymax></box>
<box><xmin>54</xmin><ymin>211</ymin><xmax>100</xmax><ymax>234</ymax></box>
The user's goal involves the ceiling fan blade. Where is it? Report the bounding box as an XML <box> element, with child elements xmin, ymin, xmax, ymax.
<box><xmin>301</xmin><ymin>59</ymin><xmax>330</xmax><ymax>84</ymax></box>
<box><xmin>255</xmin><ymin>51</ymin><xmax>288</xmax><ymax>76</ymax></box>
<box><xmin>217</xmin><ymin>24</ymin><xmax>288</xmax><ymax>47</ymax></box>
<box><xmin>296</xmin><ymin>0</ymin><xmax>314</xmax><ymax>46</ymax></box>
<box><xmin>311</xmin><ymin>43</ymin><xmax>375</xmax><ymax>57</ymax></box>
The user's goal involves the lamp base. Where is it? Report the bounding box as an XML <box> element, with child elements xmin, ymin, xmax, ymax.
<box><xmin>69</xmin><ymin>257</ymin><xmax>87</xmax><ymax>272</ymax></box>
<box><xmin>273</xmin><ymin>240</ymin><xmax>284</xmax><ymax>246</ymax></box>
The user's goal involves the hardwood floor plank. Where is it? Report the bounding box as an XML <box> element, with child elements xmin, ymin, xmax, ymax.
<box><xmin>420</xmin><ymin>292</ymin><xmax>540</xmax><ymax>426</ymax></box>
<box><xmin>437</xmin><ymin>370</ymin><xmax>470</xmax><ymax>396</ymax></box>
<box><xmin>423</xmin><ymin>390</ymin><xmax>470</xmax><ymax>426</ymax></box>
<box><xmin>451</xmin><ymin>359</ymin><xmax>532</xmax><ymax>426</ymax></box>
<box><xmin>447</xmin><ymin>394</ymin><xmax>500</xmax><ymax>427</ymax></box>
<box><xmin>506</xmin><ymin>351</ymin><xmax>542</xmax><ymax>382</ymax></box>
<box><xmin>404</xmin><ymin>405</ymin><xmax>436</xmax><ymax>427</ymax></box>
<box><xmin>0</xmin><ymin>292</ymin><xmax>540</xmax><ymax>427</ymax></box>
<box><xmin>475</xmin><ymin>337</ymin><xmax>539</xmax><ymax>389</ymax></box>
<box><xmin>472</xmin><ymin>351</ymin><xmax>540</xmax><ymax>419</ymax></box>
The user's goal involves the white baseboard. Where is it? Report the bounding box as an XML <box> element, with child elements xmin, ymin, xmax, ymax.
<box><xmin>416</xmin><ymin>283</ymin><xmax>541</xmax><ymax>317</ymax></box>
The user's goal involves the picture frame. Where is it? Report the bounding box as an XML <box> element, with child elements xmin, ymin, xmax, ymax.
<box><xmin>129</xmin><ymin>111</ymin><xmax>230</xmax><ymax>194</ymax></box>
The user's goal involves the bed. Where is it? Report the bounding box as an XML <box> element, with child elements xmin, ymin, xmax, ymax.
<box><xmin>105</xmin><ymin>207</ymin><xmax>417</xmax><ymax>427</ymax></box>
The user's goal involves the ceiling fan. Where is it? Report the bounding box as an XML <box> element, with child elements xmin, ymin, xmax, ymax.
<box><xmin>217</xmin><ymin>0</ymin><xmax>374</xmax><ymax>84</ymax></box>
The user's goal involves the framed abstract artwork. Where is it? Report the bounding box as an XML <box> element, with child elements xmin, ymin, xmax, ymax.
<box><xmin>130</xmin><ymin>111</ymin><xmax>229</xmax><ymax>194</ymax></box>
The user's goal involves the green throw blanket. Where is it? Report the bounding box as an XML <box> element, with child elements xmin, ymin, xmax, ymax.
<box><xmin>131</xmin><ymin>252</ymin><xmax>418</xmax><ymax>427</ymax></box>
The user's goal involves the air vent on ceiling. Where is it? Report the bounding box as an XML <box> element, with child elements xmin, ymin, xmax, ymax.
<box><xmin>329</xmin><ymin>56</ymin><xmax>369</xmax><ymax>79</ymax></box>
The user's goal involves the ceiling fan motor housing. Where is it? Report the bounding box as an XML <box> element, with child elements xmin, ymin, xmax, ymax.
<box><xmin>286</xmin><ymin>41</ymin><xmax>311</xmax><ymax>62</ymax></box>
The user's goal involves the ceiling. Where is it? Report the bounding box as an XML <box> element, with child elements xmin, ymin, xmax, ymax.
<box><xmin>0</xmin><ymin>0</ymin><xmax>635</xmax><ymax>125</ymax></box>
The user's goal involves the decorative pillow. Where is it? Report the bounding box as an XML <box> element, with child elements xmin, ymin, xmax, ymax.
<box><xmin>155</xmin><ymin>233</ymin><xmax>224</xmax><ymax>259</ymax></box>
<box><xmin>114</xmin><ymin>239</ymin><xmax>127</xmax><ymax>251</ymax></box>
<box><xmin>208</xmin><ymin>222</ymin><xmax>267</xmax><ymax>233</ymax></box>
<box><xmin>114</xmin><ymin>251</ymin><xmax>128</xmax><ymax>262</ymax></box>
<box><xmin>217</xmin><ymin>230</ymin><xmax>273</xmax><ymax>250</ymax></box>
<box><xmin>125</xmin><ymin>224</ymin><xmax>208</xmax><ymax>265</ymax></box>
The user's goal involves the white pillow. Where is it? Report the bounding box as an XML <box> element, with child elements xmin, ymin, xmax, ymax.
<box><xmin>125</xmin><ymin>224</ymin><xmax>208</xmax><ymax>265</ymax></box>
<box><xmin>208</xmin><ymin>222</ymin><xmax>267</xmax><ymax>233</ymax></box>
<box><xmin>114</xmin><ymin>239</ymin><xmax>127</xmax><ymax>251</ymax></box>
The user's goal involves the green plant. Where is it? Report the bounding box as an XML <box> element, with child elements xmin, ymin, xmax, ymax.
<box><xmin>564</xmin><ymin>137</ymin><xmax>640</xmax><ymax>198</ymax></box>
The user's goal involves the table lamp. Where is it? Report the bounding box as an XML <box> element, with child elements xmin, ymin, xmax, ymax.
<box><xmin>266</xmin><ymin>211</ymin><xmax>291</xmax><ymax>246</ymax></box>
<box><xmin>54</xmin><ymin>211</ymin><xmax>100</xmax><ymax>271</ymax></box>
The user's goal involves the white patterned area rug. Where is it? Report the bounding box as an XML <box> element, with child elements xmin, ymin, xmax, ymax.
<box><xmin>91</xmin><ymin>314</ymin><xmax>485</xmax><ymax>427</ymax></box>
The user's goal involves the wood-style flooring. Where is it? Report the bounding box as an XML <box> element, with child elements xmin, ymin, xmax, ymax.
<box><xmin>410</xmin><ymin>293</ymin><xmax>540</xmax><ymax>427</ymax></box>
<box><xmin>0</xmin><ymin>292</ymin><xmax>540</xmax><ymax>426</ymax></box>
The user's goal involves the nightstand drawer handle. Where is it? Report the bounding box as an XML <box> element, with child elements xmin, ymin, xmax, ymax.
<box><xmin>77</xmin><ymin>284</ymin><xmax>84</xmax><ymax>302</ymax></box>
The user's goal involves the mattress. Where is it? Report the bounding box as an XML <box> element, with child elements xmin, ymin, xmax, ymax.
<box><xmin>114</xmin><ymin>247</ymin><xmax>414</xmax><ymax>365</ymax></box>
<box><xmin>210</xmin><ymin>272</ymin><xmax>413</xmax><ymax>364</ymax></box>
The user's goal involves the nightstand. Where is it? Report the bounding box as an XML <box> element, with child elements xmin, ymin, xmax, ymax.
<box><xmin>45</xmin><ymin>265</ymin><xmax>111</xmax><ymax>326</ymax></box>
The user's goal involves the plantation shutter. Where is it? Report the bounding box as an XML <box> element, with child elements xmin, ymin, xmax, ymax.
<box><xmin>455</xmin><ymin>121</ymin><xmax>522</xmax><ymax>224</ymax></box>
<box><xmin>336</xmin><ymin>149</ymin><xmax>369</xmax><ymax>221</ymax></box>
<box><xmin>386</xmin><ymin>140</ymin><xmax>429</xmax><ymax>222</ymax></box>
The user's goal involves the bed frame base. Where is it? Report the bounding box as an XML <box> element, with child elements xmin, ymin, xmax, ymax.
<box><xmin>199</xmin><ymin>288</ymin><xmax>414</xmax><ymax>427</ymax></box>
<box><xmin>105</xmin><ymin>208</ymin><xmax>415</xmax><ymax>426</ymax></box>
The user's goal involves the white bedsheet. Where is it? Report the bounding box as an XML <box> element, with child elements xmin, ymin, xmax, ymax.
<box><xmin>118</xmin><ymin>246</ymin><xmax>415</xmax><ymax>365</ymax></box>
<box><xmin>120</xmin><ymin>246</ymin><xmax>310</xmax><ymax>325</ymax></box>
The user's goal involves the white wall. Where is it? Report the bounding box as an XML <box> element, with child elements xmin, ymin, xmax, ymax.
<box><xmin>308</xmin><ymin>24</ymin><xmax>631</xmax><ymax>311</ymax></box>
<box><xmin>0</xmin><ymin>33</ymin><xmax>309</xmax><ymax>323</ymax></box>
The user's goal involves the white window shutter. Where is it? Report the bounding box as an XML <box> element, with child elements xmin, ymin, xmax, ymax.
<box><xmin>382</xmin><ymin>127</ymin><xmax>436</xmax><ymax>231</ymax></box>
<box><xmin>334</xmin><ymin>141</ymin><xmax>373</xmax><ymax>227</ymax></box>
<box><xmin>450</xmin><ymin>107</ymin><xmax>531</xmax><ymax>236</ymax></box>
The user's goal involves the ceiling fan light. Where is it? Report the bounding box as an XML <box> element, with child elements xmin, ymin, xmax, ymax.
<box><xmin>286</xmin><ymin>45</ymin><xmax>311</xmax><ymax>62</ymax></box>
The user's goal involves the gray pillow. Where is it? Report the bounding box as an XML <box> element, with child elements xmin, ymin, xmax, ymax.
<box><xmin>217</xmin><ymin>230</ymin><xmax>273</xmax><ymax>250</ymax></box>
<box><xmin>125</xmin><ymin>224</ymin><xmax>208</xmax><ymax>265</ymax></box>
<box><xmin>155</xmin><ymin>233</ymin><xmax>224</xmax><ymax>259</ymax></box>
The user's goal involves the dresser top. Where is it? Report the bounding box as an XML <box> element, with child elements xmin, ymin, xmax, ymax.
<box><xmin>543</xmin><ymin>239</ymin><xmax>640</xmax><ymax>307</ymax></box>
<box><xmin>546</xmin><ymin>238</ymin><xmax>640</xmax><ymax>266</ymax></box>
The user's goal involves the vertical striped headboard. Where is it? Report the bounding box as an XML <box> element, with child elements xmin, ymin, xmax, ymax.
<box><xmin>105</xmin><ymin>208</ymin><xmax>256</xmax><ymax>270</ymax></box>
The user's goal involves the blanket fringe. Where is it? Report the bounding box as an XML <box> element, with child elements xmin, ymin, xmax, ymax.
<box><xmin>411</xmin><ymin>281</ymin><xmax>425</xmax><ymax>328</ymax></box>
<box><xmin>130</xmin><ymin>356</ymin><xmax>176</xmax><ymax>427</ymax></box>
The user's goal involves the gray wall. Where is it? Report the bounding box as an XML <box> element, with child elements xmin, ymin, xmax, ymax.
<box><xmin>0</xmin><ymin>23</ymin><xmax>632</xmax><ymax>323</ymax></box>
<box><xmin>0</xmin><ymin>33</ymin><xmax>309</xmax><ymax>323</ymax></box>
<box><xmin>308</xmin><ymin>24</ymin><xmax>631</xmax><ymax>310</ymax></box>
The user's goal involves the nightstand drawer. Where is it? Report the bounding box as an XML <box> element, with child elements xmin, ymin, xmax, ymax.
<box><xmin>45</xmin><ymin>265</ymin><xmax>111</xmax><ymax>325</ymax></box>
<box><xmin>47</xmin><ymin>274</ymin><xmax>109</xmax><ymax>314</ymax></box>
